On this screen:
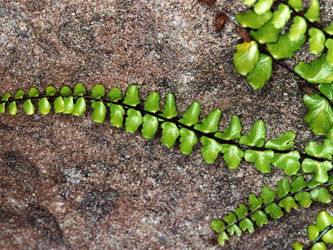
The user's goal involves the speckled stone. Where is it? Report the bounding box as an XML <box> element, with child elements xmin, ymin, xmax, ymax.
<box><xmin>1</xmin><ymin>0</ymin><xmax>333</xmax><ymax>249</ymax></box>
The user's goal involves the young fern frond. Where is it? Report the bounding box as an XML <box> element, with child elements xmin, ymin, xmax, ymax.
<box><xmin>211</xmin><ymin>175</ymin><xmax>333</xmax><ymax>247</ymax></box>
<box><xmin>1</xmin><ymin>83</ymin><xmax>331</xmax><ymax>176</ymax></box>
<box><xmin>233</xmin><ymin>0</ymin><xmax>333</xmax><ymax>90</ymax></box>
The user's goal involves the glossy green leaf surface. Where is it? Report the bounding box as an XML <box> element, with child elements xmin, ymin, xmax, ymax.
<box><xmin>295</xmin><ymin>53</ymin><xmax>333</xmax><ymax>84</ymax></box>
<box><xmin>144</xmin><ymin>92</ymin><xmax>160</xmax><ymax>113</ymax></box>
<box><xmin>326</xmin><ymin>39</ymin><xmax>333</xmax><ymax>66</ymax></box>
<box><xmin>271</xmin><ymin>4</ymin><xmax>291</xmax><ymax>29</ymax></box>
<box><xmin>265</xmin><ymin>203</ymin><xmax>283</xmax><ymax>219</ymax></box>
<box><xmin>160</xmin><ymin>93</ymin><xmax>178</xmax><ymax>119</ymax></box>
<box><xmin>224</xmin><ymin>212</ymin><xmax>241</xmax><ymax>236</ymax></box>
<box><xmin>288</xmin><ymin>0</ymin><xmax>303</xmax><ymax>11</ymax></box>
<box><xmin>194</xmin><ymin>109</ymin><xmax>221</xmax><ymax>134</ymax></box>
<box><xmin>142</xmin><ymin>114</ymin><xmax>158</xmax><ymax>139</ymax></box>
<box><xmin>215</xmin><ymin>115</ymin><xmax>242</xmax><ymax>140</ymax></box>
<box><xmin>200</xmin><ymin>136</ymin><xmax>223</xmax><ymax>164</ymax></box>
<box><xmin>179</xmin><ymin>101</ymin><xmax>200</xmax><ymax>126</ymax></box>
<box><xmin>244</xmin><ymin>149</ymin><xmax>274</xmax><ymax>173</ymax></box>
<box><xmin>54</xmin><ymin>97</ymin><xmax>65</xmax><ymax>113</ymax></box>
<box><xmin>271</xmin><ymin>151</ymin><xmax>300</xmax><ymax>176</ymax></box>
<box><xmin>250</xmin><ymin>20</ymin><xmax>281</xmax><ymax>44</ymax></box>
<box><xmin>23</xmin><ymin>99</ymin><xmax>34</xmax><ymax>115</ymax></box>
<box><xmin>236</xmin><ymin>9</ymin><xmax>273</xmax><ymax>29</ymax></box>
<box><xmin>251</xmin><ymin>210</ymin><xmax>268</xmax><ymax>226</ymax></box>
<box><xmin>0</xmin><ymin>93</ymin><xmax>10</xmax><ymax>113</ymax></box>
<box><xmin>15</xmin><ymin>90</ymin><xmax>25</xmax><ymax>99</ymax></box>
<box><xmin>291</xmin><ymin>176</ymin><xmax>307</xmax><ymax>192</ymax></box>
<box><xmin>244</xmin><ymin>0</ymin><xmax>257</xmax><ymax>5</ymax></box>
<box><xmin>217</xmin><ymin>232</ymin><xmax>229</xmax><ymax>246</ymax></box>
<box><xmin>308</xmin><ymin>224</ymin><xmax>321</xmax><ymax>241</ymax></box>
<box><xmin>222</xmin><ymin>144</ymin><xmax>244</xmax><ymax>169</ymax></box>
<box><xmin>309</xmin><ymin>28</ymin><xmax>326</xmax><ymax>55</ymax></box>
<box><xmin>324</xmin><ymin>23</ymin><xmax>333</xmax><ymax>35</ymax></box>
<box><xmin>246</xmin><ymin>53</ymin><xmax>272</xmax><ymax>89</ymax></box>
<box><xmin>233</xmin><ymin>41</ymin><xmax>259</xmax><ymax>76</ymax></box>
<box><xmin>211</xmin><ymin>219</ymin><xmax>225</xmax><ymax>233</ymax></box>
<box><xmin>318</xmin><ymin>83</ymin><xmax>333</xmax><ymax>101</ymax></box>
<box><xmin>63</xmin><ymin>96</ymin><xmax>74</xmax><ymax>114</ymax></box>
<box><xmin>302</xmin><ymin>158</ymin><xmax>333</xmax><ymax>184</ymax></box>
<box><xmin>92</xmin><ymin>101</ymin><xmax>106</xmax><ymax>123</ymax></box>
<box><xmin>38</xmin><ymin>97</ymin><xmax>51</xmax><ymax>114</ymax></box>
<box><xmin>45</xmin><ymin>86</ymin><xmax>56</xmax><ymax>96</ymax></box>
<box><xmin>60</xmin><ymin>86</ymin><xmax>72</xmax><ymax>96</ymax></box>
<box><xmin>91</xmin><ymin>85</ymin><xmax>105</xmax><ymax>99</ymax></box>
<box><xmin>9</xmin><ymin>101</ymin><xmax>17</xmax><ymax>115</ymax></box>
<box><xmin>72</xmin><ymin>97</ymin><xmax>86</xmax><ymax>116</ymax></box>
<box><xmin>249</xmin><ymin>193</ymin><xmax>263</xmax><ymax>211</ymax></box>
<box><xmin>316</xmin><ymin>211</ymin><xmax>333</xmax><ymax>231</ymax></box>
<box><xmin>239</xmin><ymin>120</ymin><xmax>266</xmax><ymax>147</ymax></box>
<box><xmin>261</xmin><ymin>185</ymin><xmax>276</xmax><ymax>204</ymax></box>
<box><xmin>179</xmin><ymin>128</ymin><xmax>197</xmax><ymax>155</ymax></box>
<box><xmin>239</xmin><ymin>218</ymin><xmax>254</xmax><ymax>233</ymax></box>
<box><xmin>28</xmin><ymin>88</ymin><xmax>39</xmax><ymax>98</ymax></box>
<box><xmin>265</xmin><ymin>131</ymin><xmax>295</xmax><ymax>150</ymax></box>
<box><xmin>227</xmin><ymin>224</ymin><xmax>242</xmax><ymax>237</ymax></box>
<box><xmin>277</xmin><ymin>178</ymin><xmax>291</xmax><ymax>198</ymax></box>
<box><xmin>295</xmin><ymin>192</ymin><xmax>312</xmax><ymax>208</ymax></box>
<box><xmin>266</xmin><ymin>33</ymin><xmax>306</xmax><ymax>59</ymax></box>
<box><xmin>303</xmin><ymin>93</ymin><xmax>333</xmax><ymax>138</ymax></box>
<box><xmin>109</xmin><ymin>88</ymin><xmax>123</xmax><ymax>102</ymax></box>
<box><xmin>304</xmin><ymin>0</ymin><xmax>320</xmax><ymax>22</ymax></box>
<box><xmin>279</xmin><ymin>196</ymin><xmax>298</xmax><ymax>212</ymax></box>
<box><xmin>125</xmin><ymin>108</ymin><xmax>143</xmax><ymax>133</ymax></box>
<box><xmin>311</xmin><ymin>241</ymin><xmax>326</xmax><ymax>249</ymax></box>
<box><xmin>123</xmin><ymin>85</ymin><xmax>140</xmax><ymax>107</ymax></box>
<box><xmin>73</xmin><ymin>83</ymin><xmax>86</xmax><ymax>96</ymax></box>
<box><xmin>161</xmin><ymin>122</ymin><xmax>179</xmax><ymax>148</ymax></box>
<box><xmin>293</xmin><ymin>242</ymin><xmax>304</xmax><ymax>250</ymax></box>
<box><xmin>310</xmin><ymin>187</ymin><xmax>332</xmax><ymax>204</ymax></box>
<box><xmin>254</xmin><ymin>0</ymin><xmax>273</xmax><ymax>15</ymax></box>
<box><xmin>305</xmin><ymin>139</ymin><xmax>333</xmax><ymax>160</ymax></box>
<box><xmin>235</xmin><ymin>204</ymin><xmax>248</xmax><ymax>219</ymax></box>
<box><xmin>110</xmin><ymin>104</ymin><xmax>125</xmax><ymax>128</ymax></box>
<box><xmin>288</xmin><ymin>16</ymin><xmax>307</xmax><ymax>41</ymax></box>
<box><xmin>322</xmin><ymin>229</ymin><xmax>333</xmax><ymax>243</ymax></box>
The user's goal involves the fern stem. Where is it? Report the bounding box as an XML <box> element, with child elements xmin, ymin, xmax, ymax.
<box><xmin>0</xmin><ymin>93</ymin><xmax>331</xmax><ymax>165</ymax></box>
<box><xmin>306</xmin><ymin>223</ymin><xmax>333</xmax><ymax>250</ymax></box>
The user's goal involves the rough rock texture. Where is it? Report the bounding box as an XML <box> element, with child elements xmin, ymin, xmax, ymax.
<box><xmin>0</xmin><ymin>0</ymin><xmax>333</xmax><ymax>249</ymax></box>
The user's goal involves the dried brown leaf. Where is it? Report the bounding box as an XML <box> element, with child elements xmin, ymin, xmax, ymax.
<box><xmin>236</xmin><ymin>26</ymin><xmax>251</xmax><ymax>43</ymax></box>
<box><xmin>198</xmin><ymin>0</ymin><xmax>216</xmax><ymax>8</ymax></box>
<box><xmin>214</xmin><ymin>12</ymin><xmax>228</xmax><ymax>32</ymax></box>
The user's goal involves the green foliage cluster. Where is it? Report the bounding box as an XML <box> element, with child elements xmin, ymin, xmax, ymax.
<box><xmin>234</xmin><ymin>0</ymin><xmax>333</xmax><ymax>90</ymax></box>
<box><xmin>1</xmin><ymin>82</ymin><xmax>333</xmax><ymax>248</ymax></box>
<box><xmin>1</xmin><ymin>1</ymin><xmax>333</xmax><ymax>249</ymax></box>
<box><xmin>294</xmin><ymin>211</ymin><xmax>333</xmax><ymax>250</ymax></box>
<box><xmin>208</xmin><ymin>0</ymin><xmax>333</xmax><ymax>248</ymax></box>
<box><xmin>211</xmin><ymin>175</ymin><xmax>333</xmax><ymax>247</ymax></box>
<box><xmin>1</xmin><ymin>84</ymin><xmax>332</xmax><ymax>176</ymax></box>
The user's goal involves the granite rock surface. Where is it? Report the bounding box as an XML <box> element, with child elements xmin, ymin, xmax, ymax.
<box><xmin>0</xmin><ymin>0</ymin><xmax>333</xmax><ymax>249</ymax></box>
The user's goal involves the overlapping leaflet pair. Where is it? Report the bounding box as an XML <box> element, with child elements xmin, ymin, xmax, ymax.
<box><xmin>233</xmin><ymin>0</ymin><xmax>333</xmax><ymax>89</ymax></box>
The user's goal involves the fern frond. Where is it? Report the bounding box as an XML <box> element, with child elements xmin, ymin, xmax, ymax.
<box><xmin>211</xmin><ymin>175</ymin><xmax>333</xmax><ymax>247</ymax></box>
<box><xmin>294</xmin><ymin>211</ymin><xmax>333</xmax><ymax>249</ymax></box>
<box><xmin>235</xmin><ymin>0</ymin><xmax>333</xmax><ymax>89</ymax></box>
<box><xmin>1</xmin><ymin>84</ymin><xmax>333</xmax><ymax>178</ymax></box>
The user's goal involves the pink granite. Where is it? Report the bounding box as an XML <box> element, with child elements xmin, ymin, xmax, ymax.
<box><xmin>1</xmin><ymin>0</ymin><xmax>333</xmax><ymax>249</ymax></box>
